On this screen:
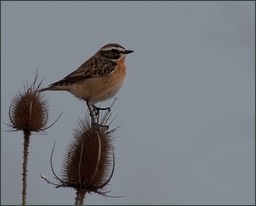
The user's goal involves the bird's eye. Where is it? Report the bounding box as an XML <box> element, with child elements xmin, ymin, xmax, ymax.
<box><xmin>111</xmin><ymin>49</ymin><xmax>118</xmax><ymax>53</ymax></box>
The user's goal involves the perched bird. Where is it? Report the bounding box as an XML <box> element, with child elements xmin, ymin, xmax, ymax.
<box><xmin>38</xmin><ymin>43</ymin><xmax>133</xmax><ymax>112</ymax></box>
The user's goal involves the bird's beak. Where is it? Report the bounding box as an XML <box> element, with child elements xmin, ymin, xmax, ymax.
<box><xmin>123</xmin><ymin>50</ymin><xmax>134</xmax><ymax>54</ymax></box>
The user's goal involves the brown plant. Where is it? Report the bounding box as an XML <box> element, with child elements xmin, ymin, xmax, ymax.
<box><xmin>41</xmin><ymin>110</ymin><xmax>118</xmax><ymax>205</ymax></box>
<box><xmin>8</xmin><ymin>73</ymin><xmax>50</xmax><ymax>205</ymax></box>
<box><xmin>9</xmin><ymin>75</ymin><xmax>48</xmax><ymax>134</ymax></box>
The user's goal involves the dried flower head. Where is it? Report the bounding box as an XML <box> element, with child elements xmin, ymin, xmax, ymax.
<box><xmin>8</xmin><ymin>74</ymin><xmax>48</xmax><ymax>133</ymax></box>
<box><xmin>7</xmin><ymin>73</ymin><xmax>52</xmax><ymax>205</ymax></box>
<box><xmin>62</xmin><ymin>121</ymin><xmax>115</xmax><ymax>194</ymax></box>
<box><xmin>63</xmin><ymin>110</ymin><xmax>116</xmax><ymax>194</ymax></box>
<box><xmin>41</xmin><ymin>110</ymin><xmax>118</xmax><ymax>205</ymax></box>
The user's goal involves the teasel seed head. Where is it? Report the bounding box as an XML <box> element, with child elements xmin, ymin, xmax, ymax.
<box><xmin>8</xmin><ymin>74</ymin><xmax>49</xmax><ymax>133</ymax></box>
<box><xmin>62</xmin><ymin>117</ymin><xmax>115</xmax><ymax>195</ymax></box>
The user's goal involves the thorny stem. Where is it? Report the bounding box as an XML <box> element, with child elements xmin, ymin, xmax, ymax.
<box><xmin>75</xmin><ymin>189</ymin><xmax>86</xmax><ymax>205</ymax></box>
<box><xmin>22</xmin><ymin>130</ymin><xmax>31</xmax><ymax>205</ymax></box>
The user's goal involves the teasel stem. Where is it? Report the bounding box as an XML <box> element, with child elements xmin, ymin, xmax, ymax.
<box><xmin>75</xmin><ymin>189</ymin><xmax>86</xmax><ymax>205</ymax></box>
<box><xmin>22</xmin><ymin>130</ymin><xmax>31</xmax><ymax>205</ymax></box>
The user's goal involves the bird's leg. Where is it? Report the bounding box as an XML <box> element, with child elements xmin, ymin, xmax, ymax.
<box><xmin>86</xmin><ymin>102</ymin><xmax>107</xmax><ymax>128</ymax></box>
<box><xmin>86</xmin><ymin>101</ymin><xmax>116</xmax><ymax>129</ymax></box>
<box><xmin>85</xmin><ymin>102</ymin><xmax>110</xmax><ymax>129</ymax></box>
<box><xmin>86</xmin><ymin>101</ymin><xmax>97</xmax><ymax>124</ymax></box>
<box><xmin>92</xmin><ymin>105</ymin><xmax>111</xmax><ymax>129</ymax></box>
<box><xmin>86</xmin><ymin>101</ymin><xmax>109</xmax><ymax>130</ymax></box>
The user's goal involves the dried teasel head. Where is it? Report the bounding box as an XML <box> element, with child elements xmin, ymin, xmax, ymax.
<box><xmin>8</xmin><ymin>74</ymin><xmax>49</xmax><ymax>133</ymax></box>
<box><xmin>62</xmin><ymin>117</ymin><xmax>116</xmax><ymax>195</ymax></box>
<box><xmin>44</xmin><ymin>110</ymin><xmax>117</xmax><ymax>198</ymax></box>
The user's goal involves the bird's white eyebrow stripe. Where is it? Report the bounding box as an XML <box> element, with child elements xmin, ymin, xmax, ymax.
<box><xmin>101</xmin><ymin>46</ymin><xmax>125</xmax><ymax>52</ymax></box>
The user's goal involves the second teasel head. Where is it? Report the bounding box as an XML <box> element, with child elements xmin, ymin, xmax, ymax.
<box><xmin>61</xmin><ymin>118</ymin><xmax>115</xmax><ymax>195</ymax></box>
<box><xmin>8</xmin><ymin>75</ymin><xmax>48</xmax><ymax>134</ymax></box>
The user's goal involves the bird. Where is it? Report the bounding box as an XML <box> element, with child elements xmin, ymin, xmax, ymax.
<box><xmin>38</xmin><ymin>43</ymin><xmax>133</xmax><ymax>115</ymax></box>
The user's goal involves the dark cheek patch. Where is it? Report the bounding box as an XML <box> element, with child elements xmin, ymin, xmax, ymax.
<box><xmin>102</xmin><ymin>51</ymin><xmax>120</xmax><ymax>60</ymax></box>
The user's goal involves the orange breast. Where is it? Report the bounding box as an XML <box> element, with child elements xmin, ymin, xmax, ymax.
<box><xmin>76</xmin><ymin>57</ymin><xmax>127</xmax><ymax>103</ymax></box>
<box><xmin>115</xmin><ymin>56</ymin><xmax>127</xmax><ymax>81</ymax></box>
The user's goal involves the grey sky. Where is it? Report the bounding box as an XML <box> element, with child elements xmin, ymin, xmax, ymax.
<box><xmin>1</xmin><ymin>1</ymin><xmax>255</xmax><ymax>205</ymax></box>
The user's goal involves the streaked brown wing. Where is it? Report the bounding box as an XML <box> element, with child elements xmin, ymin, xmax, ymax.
<box><xmin>66</xmin><ymin>56</ymin><xmax>116</xmax><ymax>79</ymax></box>
<box><xmin>51</xmin><ymin>56</ymin><xmax>116</xmax><ymax>86</ymax></box>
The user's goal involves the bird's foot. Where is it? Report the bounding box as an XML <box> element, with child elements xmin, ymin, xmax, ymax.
<box><xmin>91</xmin><ymin>122</ymin><xmax>109</xmax><ymax>130</ymax></box>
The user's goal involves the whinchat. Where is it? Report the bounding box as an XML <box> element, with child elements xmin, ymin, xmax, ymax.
<box><xmin>39</xmin><ymin>43</ymin><xmax>133</xmax><ymax>110</ymax></box>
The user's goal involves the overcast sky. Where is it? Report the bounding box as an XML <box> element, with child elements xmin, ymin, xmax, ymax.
<box><xmin>1</xmin><ymin>1</ymin><xmax>255</xmax><ymax>205</ymax></box>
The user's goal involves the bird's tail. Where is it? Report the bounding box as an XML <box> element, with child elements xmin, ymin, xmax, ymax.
<box><xmin>37</xmin><ymin>87</ymin><xmax>50</xmax><ymax>92</ymax></box>
<box><xmin>37</xmin><ymin>85</ymin><xmax>69</xmax><ymax>92</ymax></box>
